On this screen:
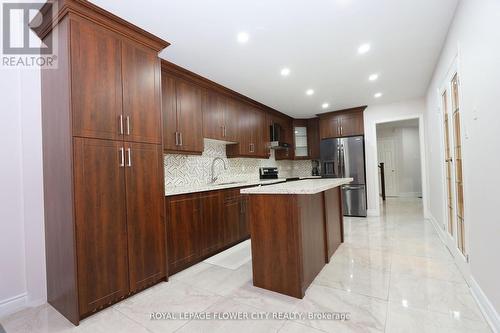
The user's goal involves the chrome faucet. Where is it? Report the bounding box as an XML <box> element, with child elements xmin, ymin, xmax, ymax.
<box><xmin>210</xmin><ymin>157</ymin><xmax>227</xmax><ymax>183</ymax></box>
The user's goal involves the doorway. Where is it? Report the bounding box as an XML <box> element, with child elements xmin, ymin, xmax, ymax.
<box><xmin>376</xmin><ymin>119</ymin><xmax>422</xmax><ymax>199</ymax></box>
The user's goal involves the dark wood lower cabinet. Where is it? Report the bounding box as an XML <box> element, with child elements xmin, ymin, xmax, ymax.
<box><xmin>199</xmin><ymin>191</ymin><xmax>224</xmax><ymax>256</ymax></box>
<box><xmin>166</xmin><ymin>188</ymin><xmax>250</xmax><ymax>275</ymax></box>
<box><xmin>165</xmin><ymin>193</ymin><xmax>200</xmax><ymax>273</ymax></box>
<box><xmin>125</xmin><ymin>143</ymin><xmax>166</xmax><ymax>291</ymax></box>
<box><xmin>324</xmin><ymin>187</ymin><xmax>344</xmax><ymax>262</ymax></box>
<box><xmin>73</xmin><ymin>138</ymin><xmax>130</xmax><ymax>316</ymax></box>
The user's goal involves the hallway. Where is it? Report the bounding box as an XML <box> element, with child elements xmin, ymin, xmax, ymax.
<box><xmin>0</xmin><ymin>199</ymin><xmax>490</xmax><ymax>332</ymax></box>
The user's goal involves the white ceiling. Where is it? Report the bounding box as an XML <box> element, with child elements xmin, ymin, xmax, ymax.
<box><xmin>90</xmin><ymin>0</ymin><xmax>458</xmax><ymax>118</ymax></box>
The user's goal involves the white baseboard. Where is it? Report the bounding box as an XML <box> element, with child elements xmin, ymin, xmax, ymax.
<box><xmin>0</xmin><ymin>293</ymin><xmax>27</xmax><ymax>319</ymax></box>
<box><xmin>427</xmin><ymin>212</ymin><xmax>499</xmax><ymax>333</ymax></box>
<box><xmin>470</xmin><ymin>277</ymin><xmax>500</xmax><ymax>333</ymax></box>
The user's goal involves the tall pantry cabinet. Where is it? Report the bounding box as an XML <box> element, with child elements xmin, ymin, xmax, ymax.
<box><xmin>34</xmin><ymin>0</ymin><xmax>170</xmax><ymax>325</ymax></box>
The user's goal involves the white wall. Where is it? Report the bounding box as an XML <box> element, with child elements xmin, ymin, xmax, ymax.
<box><xmin>0</xmin><ymin>68</ymin><xmax>46</xmax><ymax>317</ymax></box>
<box><xmin>425</xmin><ymin>0</ymin><xmax>500</xmax><ymax>325</ymax></box>
<box><xmin>364</xmin><ymin>98</ymin><xmax>427</xmax><ymax>216</ymax></box>
<box><xmin>377</xmin><ymin>122</ymin><xmax>422</xmax><ymax>197</ymax></box>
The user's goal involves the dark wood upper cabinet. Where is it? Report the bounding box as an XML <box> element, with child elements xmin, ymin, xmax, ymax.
<box><xmin>274</xmin><ymin>115</ymin><xmax>294</xmax><ymax>160</ymax></box>
<box><xmin>166</xmin><ymin>194</ymin><xmax>200</xmax><ymax>274</ymax></box>
<box><xmin>71</xmin><ymin>19</ymin><xmax>123</xmax><ymax>141</ymax></box>
<box><xmin>162</xmin><ymin>74</ymin><xmax>178</xmax><ymax>151</ymax></box>
<box><xmin>124</xmin><ymin>142</ymin><xmax>166</xmax><ymax>292</ymax></box>
<box><xmin>122</xmin><ymin>41</ymin><xmax>162</xmax><ymax>144</ymax></box>
<box><xmin>307</xmin><ymin>118</ymin><xmax>320</xmax><ymax>160</ymax></box>
<box><xmin>162</xmin><ymin>73</ymin><xmax>204</xmax><ymax>154</ymax></box>
<box><xmin>176</xmin><ymin>78</ymin><xmax>204</xmax><ymax>152</ymax></box>
<box><xmin>73</xmin><ymin>138</ymin><xmax>129</xmax><ymax>317</ymax></box>
<box><xmin>202</xmin><ymin>90</ymin><xmax>225</xmax><ymax>140</ymax></box>
<box><xmin>319</xmin><ymin>106</ymin><xmax>366</xmax><ymax>139</ymax></box>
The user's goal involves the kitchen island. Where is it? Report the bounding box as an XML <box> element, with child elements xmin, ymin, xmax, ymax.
<box><xmin>241</xmin><ymin>178</ymin><xmax>353</xmax><ymax>298</ymax></box>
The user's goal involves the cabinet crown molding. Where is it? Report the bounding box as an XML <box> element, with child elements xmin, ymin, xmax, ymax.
<box><xmin>317</xmin><ymin>105</ymin><xmax>367</xmax><ymax>118</ymax></box>
<box><xmin>31</xmin><ymin>0</ymin><xmax>170</xmax><ymax>51</ymax></box>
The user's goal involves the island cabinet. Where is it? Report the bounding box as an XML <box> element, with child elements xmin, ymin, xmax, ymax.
<box><xmin>202</xmin><ymin>91</ymin><xmax>239</xmax><ymax>142</ymax></box>
<box><xmin>319</xmin><ymin>106</ymin><xmax>366</xmax><ymax>139</ymax></box>
<box><xmin>35</xmin><ymin>0</ymin><xmax>169</xmax><ymax>325</ymax></box>
<box><xmin>226</xmin><ymin>104</ymin><xmax>269</xmax><ymax>158</ymax></box>
<box><xmin>162</xmin><ymin>73</ymin><xmax>204</xmax><ymax>154</ymax></box>
<box><xmin>241</xmin><ymin>179</ymin><xmax>351</xmax><ymax>299</ymax></box>
<box><xmin>165</xmin><ymin>188</ymin><xmax>250</xmax><ymax>275</ymax></box>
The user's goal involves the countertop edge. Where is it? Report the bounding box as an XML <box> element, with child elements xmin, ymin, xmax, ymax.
<box><xmin>240</xmin><ymin>178</ymin><xmax>354</xmax><ymax>195</ymax></box>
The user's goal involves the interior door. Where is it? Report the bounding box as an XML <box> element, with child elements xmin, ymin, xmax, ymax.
<box><xmin>176</xmin><ymin>78</ymin><xmax>203</xmax><ymax>152</ymax></box>
<box><xmin>122</xmin><ymin>41</ymin><xmax>162</xmax><ymax>144</ymax></box>
<box><xmin>73</xmin><ymin>138</ymin><xmax>129</xmax><ymax>316</ymax></box>
<box><xmin>71</xmin><ymin>19</ymin><xmax>123</xmax><ymax>141</ymax></box>
<box><xmin>377</xmin><ymin>139</ymin><xmax>398</xmax><ymax>196</ymax></box>
<box><xmin>124</xmin><ymin>142</ymin><xmax>165</xmax><ymax>291</ymax></box>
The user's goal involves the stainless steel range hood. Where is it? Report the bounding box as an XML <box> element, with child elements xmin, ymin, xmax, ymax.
<box><xmin>269</xmin><ymin>123</ymin><xmax>291</xmax><ymax>149</ymax></box>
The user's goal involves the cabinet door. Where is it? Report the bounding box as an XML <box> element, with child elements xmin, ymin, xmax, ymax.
<box><xmin>223</xmin><ymin>191</ymin><xmax>241</xmax><ymax>245</ymax></box>
<box><xmin>124</xmin><ymin>142</ymin><xmax>165</xmax><ymax>291</ymax></box>
<box><xmin>122</xmin><ymin>41</ymin><xmax>162</xmax><ymax>144</ymax></box>
<box><xmin>253</xmin><ymin>108</ymin><xmax>269</xmax><ymax>157</ymax></box>
<box><xmin>340</xmin><ymin>112</ymin><xmax>364</xmax><ymax>137</ymax></box>
<box><xmin>319</xmin><ymin>115</ymin><xmax>341</xmax><ymax>139</ymax></box>
<box><xmin>166</xmin><ymin>194</ymin><xmax>200</xmax><ymax>273</ymax></box>
<box><xmin>73</xmin><ymin>138</ymin><xmax>129</xmax><ymax>316</ymax></box>
<box><xmin>224</xmin><ymin>97</ymin><xmax>239</xmax><ymax>142</ymax></box>
<box><xmin>176</xmin><ymin>78</ymin><xmax>204</xmax><ymax>153</ymax></box>
<box><xmin>71</xmin><ymin>19</ymin><xmax>123</xmax><ymax>141</ymax></box>
<box><xmin>162</xmin><ymin>73</ymin><xmax>178</xmax><ymax>151</ymax></box>
<box><xmin>199</xmin><ymin>192</ymin><xmax>224</xmax><ymax>256</ymax></box>
<box><xmin>239</xmin><ymin>195</ymin><xmax>250</xmax><ymax>239</ymax></box>
<box><xmin>203</xmin><ymin>90</ymin><xmax>225</xmax><ymax>140</ymax></box>
<box><xmin>307</xmin><ymin>118</ymin><xmax>320</xmax><ymax>159</ymax></box>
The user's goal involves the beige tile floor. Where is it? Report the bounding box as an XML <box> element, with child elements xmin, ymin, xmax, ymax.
<box><xmin>0</xmin><ymin>198</ymin><xmax>491</xmax><ymax>332</ymax></box>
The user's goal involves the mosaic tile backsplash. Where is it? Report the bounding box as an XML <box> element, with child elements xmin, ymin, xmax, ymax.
<box><xmin>164</xmin><ymin>139</ymin><xmax>314</xmax><ymax>188</ymax></box>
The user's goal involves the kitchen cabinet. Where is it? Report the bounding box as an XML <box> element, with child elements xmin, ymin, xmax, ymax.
<box><xmin>203</xmin><ymin>91</ymin><xmax>239</xmax><ymax>142</ymax></box>
<box><xmin>71</xmin><ymin>20</ymin><xmax>162</xmax><ymax>144</ymax></box>
<box><xmin>125</xmin><ymin>142</ymin><xmax>166</xmax><ymax>291</ymax></box>
<box><xmin>226</xmin><ymin>104</ymin><xmax>269</xmax><ymax>158</ymax></box>
<box><xmin>307</xmin><ymin>118</ymin><xmax>320</xmax><ymax>160</ymax></box>
<box><xmin>319</xmin><ymin>106</ymin><xmax>366</xmax><ymax>139</ymax></box>
<box><xmin>293</xmin><ymin>119</ymin><xmax>309</xmax><ymax>159</ymax></box>
<box><xmin>73</xmin><ymin>138</ymin><xmax>130</xmax><ymax>316</ymax></box>
<box><xmin>166</xmin><ymin>193</ymin><xmax>200</xmax><ymax>273</ymax></box>
<box><xmin>274</xmin><ymin>115</ymin><xmax>294</xmax><ymax>160</ymax></box>
<box><xmin>122</xmin><ymin>41</ymin><xmax>162</xmax><ymax>144</ymax></box>
<box><xmin>165</xmin><ymin>187</ymin><xmax>250</xmax><ymax>275</ymax></box>
<box><xmin>199</xmin><ymin>191</ymin><xmax>224</xmax><ymax>256</ymax></box>
<box><xmin>162</xmin><ymin>73</ymin><xmax>204</xmax><ymax>154</ymax></box>
<box><xmin>36</xmin><ymin>2</ymin><xmax>169</xmax><ymax>324</ymax></box>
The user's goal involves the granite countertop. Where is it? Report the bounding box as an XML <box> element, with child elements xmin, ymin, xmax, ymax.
<box><xmin>165</xmin><ymin>178</ymin><xmax>287</xmax><ymax>196</ymax></box>
<box><xmin>240</xmin><ymin>178</ymin><xmax>353</xmax><ymax>195</ymax></box>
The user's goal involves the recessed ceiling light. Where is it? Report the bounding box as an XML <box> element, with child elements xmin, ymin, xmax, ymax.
<box><xmin>374</xmin><ymin>92</ymin><xmax>383</xmax><ymax>98</ymax></box>
<box><xmin>237</xmin><ymin>32</ymin><xmax>249</xmax><ymax>44</ymax></box>
<box><xmin>280</xmin><ymin>68</ymin><xmax>290</xmax><ymax>76</ymax></box>
<box><xmin>369</xmin><ymin>73</ymin><xmax>379</xmax><ymax>81</ymax></box>
<box><xmin>306</xmin><ymin>89</ymin><xmax>314</xmax><ymax>96</ymax></box>
<box><xmin>322</xmin><ymin>103</ymin><xmax>329</xmax><ymax>109</ymax></box>
<box><xmin>358</xmin><ymin>43</ymin><xmax>371</xmax><ymax>54</ymax></box>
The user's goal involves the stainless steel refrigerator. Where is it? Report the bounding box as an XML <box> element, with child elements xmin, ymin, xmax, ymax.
<box><xmin>320</xmin><ymin>136</ymin><xmax>367</xmax><ymax>217</ymax></box>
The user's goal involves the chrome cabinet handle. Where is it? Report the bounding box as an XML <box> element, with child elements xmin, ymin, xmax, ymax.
<box><xmin>126</xmin><ymin>116</ymin><xmax>130</xmax><ymax>135</ymax></box>
<box><xmin>126</xmin><ymin>148</ymin><xmax>132</xmax><ymax>167</ymax></box>
<box><xmin>179</xmin><ymin>132</ymin><xmax>183</xmax><ymax>146</ymax></box>
<box><xmin>175</xmin><ymin>132</ymin><xmax>179</xmax><ymax>146</ymax></box>
<box><xmin>119</xmin><ymin>147</ymin><xmax>124</xmax><ymax>167</ymax></box>
<box><xmin>224</xmin><ymin>126</ymin><xmax>227</xmax><ymax>137</ymax></box>
<box><xmin>221</xmin><ymin>126</ymin><xmax>224</xmax><ymax>137</ymax></box>
<box><xmin>119</xmin><ymin>115</ymin><xmax>124</xmax><ymax>135</ymax></box>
